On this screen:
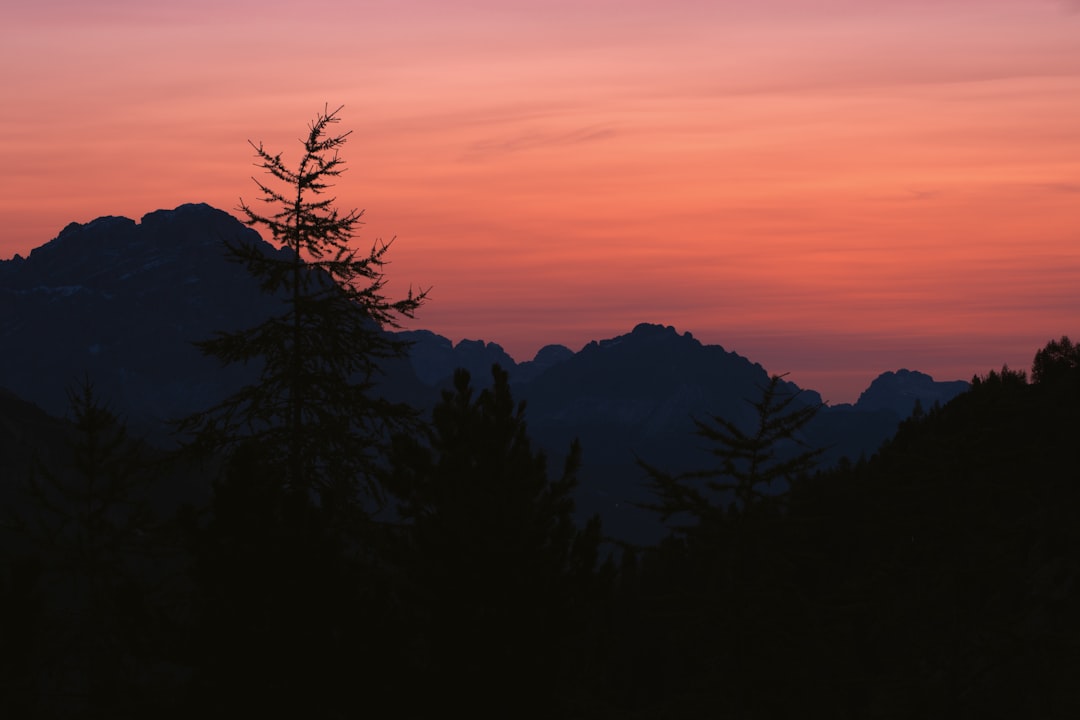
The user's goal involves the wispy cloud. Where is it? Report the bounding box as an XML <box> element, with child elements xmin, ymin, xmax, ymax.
<box><xmin>905</xmin><ymin>188</ymin><xmax>940</xmax><ymax>201</ymax></box>
<box><xmin>1037</xmin><ymin>182</ymin><xmax>1080</xmax><ymax>194</ymax></box>
<box><xmin>460</xmin><ymin>124</ymin><xmax>618</xmax><ymax>161</ymax></box>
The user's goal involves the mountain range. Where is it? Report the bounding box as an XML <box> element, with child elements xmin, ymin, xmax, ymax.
<box><xmin>0</xmin><ymin>203</ymin><xmax>970</xmax><ymax>543</ymax></box>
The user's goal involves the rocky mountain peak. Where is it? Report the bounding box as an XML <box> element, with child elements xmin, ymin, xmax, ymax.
<box><xmin>855</xmin><ymin>368</ymin><xmax>969</xmax><ymax>417</ymax></box>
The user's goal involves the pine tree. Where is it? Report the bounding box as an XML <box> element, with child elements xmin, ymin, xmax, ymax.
<box><xmin>1032</xmin><ymin>335</ymin><xmax>1080</xmax><ymax>386</ymax></box>
<box><xmin>386</xmin><ymin>365</ymin><xmax>610</xmax><ymax>715</ymax></box>
<box><xmin>184</xmin><ymin>441</ymin><xmax>376</xmax><ymax>716</ymax></box>
<box><xmin>11</xmin><ymin>379</ymin><xmax>163</xmax><ymax>716</ymax></box>
<box><xmin>181</xmin><ymin>105</ymin><xmax>426</xmax><ymax>511</ymax></box>
<box><xmin>643</xmin><ymin>373</ymin><xmax>823</xmax><ymax>529</ymax></box>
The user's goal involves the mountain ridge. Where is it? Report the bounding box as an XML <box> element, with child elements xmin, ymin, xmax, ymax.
<box><xmin>1</xmin><ymin>203</ymin><xmax>973</xmax><ymax>542</ymax></box>
<box><xmin>2</xmin><ymin>202</ymin><xmax>968</xmax><ymax>413</ymax></box>
<box><xmin>0</xmin><ymin>202</ymin><xmax>970</xmax><ymax>445</ymax></box>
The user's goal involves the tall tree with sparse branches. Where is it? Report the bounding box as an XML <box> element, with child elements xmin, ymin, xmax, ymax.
<box><xmin>181</xmin><ymin>105</ymin><xmax>426</xmax><ymax>511</ymax></box>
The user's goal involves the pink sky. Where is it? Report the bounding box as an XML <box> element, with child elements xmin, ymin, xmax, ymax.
<box><xmin>2</xmin><ymin>0</ymin><xmax>1079</xmax><ymax>403</ymax></box>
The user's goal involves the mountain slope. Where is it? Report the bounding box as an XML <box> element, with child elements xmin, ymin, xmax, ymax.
<box><xmin>1</xmin><ymin>204</ymin><xmax>275</xmax><ymax>430</ymax></box>
<box><xmin>0</xmin><ymin>203</ymin><xmax>426</xmax><ymax>441</ymax></box>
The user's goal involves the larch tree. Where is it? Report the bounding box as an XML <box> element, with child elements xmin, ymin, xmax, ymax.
<box><xmin>643</xmin><ymin>373</ymin><xmax>823</xmax><ymax>530</ymax></box>
<box><xmin>181</xmin><ymin>105</ymin><xmax>426</xmax><ymax>513</ymax></box>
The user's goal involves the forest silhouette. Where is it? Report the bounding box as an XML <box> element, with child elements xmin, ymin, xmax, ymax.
<box><xmin>2</xmin><ymin>109</ymin><xmax>1080</xmax><ymax>718</ymax></box>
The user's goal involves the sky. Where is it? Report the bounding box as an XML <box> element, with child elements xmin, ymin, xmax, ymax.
<box><xmin>2</xmin><ymin>0</ymin><xmax>1079</xmax><ymax>403</ymax></box>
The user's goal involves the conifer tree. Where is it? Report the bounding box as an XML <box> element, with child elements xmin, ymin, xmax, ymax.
<box><xmin>181</xmin><ymin>105</ymin><xmax>426</xmax><ymax>511</ymax></box>
<box><xmin>1032</xmin><ymin>335</ymin><xmax>1080</xmax><ymax>386</ymax></box>
<box><xmin>12</xmin><ymin>380</ymin><xmax>161</xmax><ymax>716</ymax></box>
<box><xmin>643</xmin><ymin>374</ymin><xmax>823</xmax><ymax>529</ymax></box>
<box><xmin>185</xmin><ymin>440</ymin><xmax>372</xmax><ymax>717</ymax></box>
<box><xmin>386</xmin><ymin>365</ymin><xmax>610</xmax><ymax>714</ymax></box>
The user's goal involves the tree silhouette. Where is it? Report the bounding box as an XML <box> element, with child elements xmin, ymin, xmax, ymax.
<box><xmin>387</xmin><ymin>365</ymin><xmax>610</xmax><ymax>715</ymax></box>
<box><xmin>180</xmin><ymin>105</ymin><xmax>426</xmax><ymax>512</ymax></box>
<box><xmin>643</xmin><ymin>373</ymin><xmax>823</xmax><ymax>529</ymax></box>
<box><xmin>8</xmin><ymin>380</ymin><xmax>166</xmax><ymax>717</ymax></box>
<box><xmin>183</xmin><ymin>439</ymin><xmax>385</xmax><ymax>717</ymax></box>
<box><xmin>1032</xmin><ymin>335</ymin><xmax>1080</xmax><ymax>386</ymax></box>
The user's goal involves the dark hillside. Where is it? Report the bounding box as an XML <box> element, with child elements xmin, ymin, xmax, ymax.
<box><xmin>606</xmin><ymin>353</ymin><xmax>1080</xmax><ymax>718</ymax></box>
<box><xmin>0</xmin><ymin>388</ymin><xmax>69</xmax><ymax>494</ymax></box>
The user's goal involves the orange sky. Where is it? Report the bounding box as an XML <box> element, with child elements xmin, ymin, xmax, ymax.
<box><xmin>3</xmin><ymin>0</ymin><xmax>1079</xmax><ymax>403</ymax></box>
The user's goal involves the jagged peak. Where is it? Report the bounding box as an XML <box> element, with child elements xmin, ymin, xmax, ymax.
<box><xmin>140</xmin><ymin>202</ymin><xmax>231</xmax><ymax>226</ymax></box>
<box><xmin>532</xmin><ymin>344</ymin><xmax>573</xmax><ymax>364</ymax></box>
<box><xmin>629</xmin><ymin>322</ymin><xmax>691</xmax><ymax>340</ymax></box>
<box><xmin>454</xmin><ymin>338</ymin><xmax>504</xmax><ymax>352</ymax></box>
<box><xmin>855</xmin><ymin>368</ymin><xmax>970</xmax><ymax>416</ymax></box>
<box><xmin>39</xmin><ymin>203</ymin><xmax>244</xmax><ymax>249</ymax></box>
<box><xmin>19</xmin><ymin>204</ymin><xmax>261</xmax><ymax>261</ymax></box>
<box><xmin>873</xmin><ymin>368</ymin><xmax>932</xmax><ymax>382</ymax></box>
<box><xmin>49</xmin><ymin>215</ymin><xmax>135</xmax><ymax>245</ymax></box>
<box><xmin>587</xmin><ymin>323</ymin><xmax>701</xmax><ymax>352</ymax></box>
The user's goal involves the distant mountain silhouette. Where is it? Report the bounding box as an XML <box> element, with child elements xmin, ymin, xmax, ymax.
<box><xmin>855</xmin><ymin>368</ymin><xmax>970</xmax><ymax>416</ymax></box>
<box><xmin>399</xmin><ymin>329</ymin><xmax>575</xmax><ymax>388</ymax></box>
<box><xmin>1</xmin><ymin>204</ymin><xmax>278</xmax><ymax>430</ymax></box>
<box><xmin>474</xmin><ymin>323</ymin><xmax>967</xmax><ymax>543</ymax></box>
<box><xmin>397</xmin><ymin>329</ymin><xmax>520</xmax><ymax>387</ymax></box>
<box><xmin>1</xmin><ymin>203</ymin><xmax>970</xmax><ymax>542</ymax></box>
<box><xmin>0</xmin><ymin>203</ymin><xmax>426</xmax><ymax>442</ymax></box>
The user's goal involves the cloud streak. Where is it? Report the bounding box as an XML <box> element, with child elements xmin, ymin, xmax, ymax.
<box><xmin>460</xmin><ymin>125</ymin><xmax>618</xmax><ymax>161</ymax></box>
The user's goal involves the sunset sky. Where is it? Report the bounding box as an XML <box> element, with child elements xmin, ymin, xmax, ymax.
<box><xmin>3</xmin><ymin>0</ymin><xmax>1079</xmax><ymax>403</ymax></box>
